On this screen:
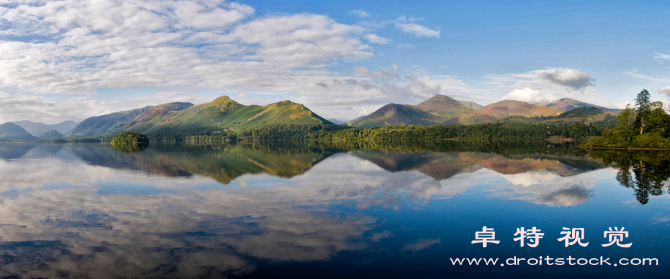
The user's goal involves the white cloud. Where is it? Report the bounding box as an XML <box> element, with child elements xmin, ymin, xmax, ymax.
<box><xmin>658</xmin><ymin>87</ymin><xmax>670</xmax><ymax>98</ymax></box>
<box><xmin>394</xmin><ymin>22</ymin><xmax>440</xmax><ymax>38</ymax></box>
<box><xmin>394</xmin><ymin>16</ymin><xmax>439</xmax><ymax>38</ymax></box>
<box><xmin>0</xmin><ymin>0</ymin><xmax>382</xmax><ymax>122</ymax></box>
<box><xmin>487</xmin><ymin>68</ymin><xmax>599</xmax><ymax>104</ymax></box>
<box><xmin>363</xmin><ymin>33</ymin><xmax>390</xmax><ymax>44</ymax></box>
<box><xmin>502</xmin><ymin>88</ymin><xmax>556</xmax><ymax>104</ymax></box>
<box><xmin>539</xmin><ymin>68</ymin><xmax>594</xmax><ymax>89</ymax></box>
<box><xmin>653</xmin><ymin>52</ymin><xmax>670</xmax><ymax>62</ymax></box>
<box><xmin>348</xmin><ymin>9</ymin><xmax>370</xmax><ymax>18</ymax></box>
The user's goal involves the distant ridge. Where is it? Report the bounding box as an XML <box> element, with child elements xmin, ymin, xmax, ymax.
<box><xmin>350</xmin><ymin>94</ymin><xmax>478</xmax><ymax>128</ymax></box>
<box><xmin>447</xmin><ymin>100</ymin><xmax>562</xmax><ymax>124</ymax></box>
<box><xmin>544</xmin><ymin>98</ymin><xmax>608</xmax><ymax>112</ymax></box>
<box><xmin>13</xmin><ymin>120</ymin><xmax>80</xmax><ymax>135</ymax></box>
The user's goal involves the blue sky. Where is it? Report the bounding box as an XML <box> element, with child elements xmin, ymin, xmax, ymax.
<box><xmin>0</xmin><ymin>0</ymin><xmax>668</xmax><ymax>123</ymax></box>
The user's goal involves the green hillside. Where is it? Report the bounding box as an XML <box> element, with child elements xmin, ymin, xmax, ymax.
<box><xmin>351</xmin><ymin>94</ymin><xmax>477</xmax><ymax>128</ymax></box>
<box><xmin>0</xmin><ymin>122</ymin><xmax>39</xmax><ymax>141</ymax></box>
<box><xmin>37</xmin><ymin>129</ymin><xmax>64</xmax><ymax>140</ymax></box>
<box><xmin>129</xmin><ymin>96</ymin><xmax>332</xmax><ymax>134</ymax></box>
<box><xmin>65</xmin><ymin>106</ymin><xmax>154</xmax><ymax>138</ymax></box>
<box><xmin>123</xmin><ymin>102</ymin><xmax>193</xmax><ymax>132</ymax></box>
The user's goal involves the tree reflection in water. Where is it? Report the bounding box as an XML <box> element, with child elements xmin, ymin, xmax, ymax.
<box><xmin>589</xmin><ymin>150</ymin><xmax>670</xmax><ymax>204</ymax></box>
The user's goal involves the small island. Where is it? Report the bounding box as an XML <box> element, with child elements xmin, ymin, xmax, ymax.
<box><xmin>111</xmin><ymin>132</ymin><xmax>149</xmax><ymax>144</ymax></box>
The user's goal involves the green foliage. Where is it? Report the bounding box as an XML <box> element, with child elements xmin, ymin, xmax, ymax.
<box><xmin>111</xmin><ymin>132</ymin><xmax>149</xmax><ymax>144</ymax></box>
<box><xmin>635</xmin><ymin>89</ymin><xmax>652</xmax><ymax>134</ymax></box>
<box><xmin>306</xmin><ymin>122</ymin><xmax>601</xmax><ymax>143</ymax></box>
<box><xmin>585</xmin><ymin>89</ymin><xmax>670</xmax><ymax>149</ymax></box>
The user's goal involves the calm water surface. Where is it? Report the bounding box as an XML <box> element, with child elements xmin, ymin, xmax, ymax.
<box><xmin>0</xmin><ymin>143</ymin><xmax>668</xmax><ymax>278</ymax></box>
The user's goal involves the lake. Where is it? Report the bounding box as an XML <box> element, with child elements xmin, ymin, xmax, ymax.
<box><xmin>0</xmin><ymin>142</ymin><xmax>668</xmax><ymax>278</ymax></box>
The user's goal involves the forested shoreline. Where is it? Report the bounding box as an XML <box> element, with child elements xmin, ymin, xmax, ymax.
<box><xmin>586</xmin><ymin>90</ymin><xmax>670</xmax><ymax>149</ymax></box>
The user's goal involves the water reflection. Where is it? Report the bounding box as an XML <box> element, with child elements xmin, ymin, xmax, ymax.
<box><xmin>589</xmin><ymin>150</ymin><xmax>670</xmax><ymax>205</ymax></box>
<box><xmin>0</xmin><ymin>143</ymin><xmax>667</xmax><ymax>278</ymax></box>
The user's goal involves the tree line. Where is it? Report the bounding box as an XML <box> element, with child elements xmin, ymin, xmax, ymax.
<box><xmin>586</xmin><ymin>89</ymin><xmax>670</xmax><ymax>149</ymax></box>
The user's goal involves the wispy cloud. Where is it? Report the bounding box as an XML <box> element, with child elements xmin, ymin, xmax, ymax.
<box><xmin>653</xmin><ymin>52</ymin><xmax>670</xmax><ymax>62</ymax></box>
<box><xmin>348</xmin><ymin>10</ymin><xmax>371</xmax><ymax>18</ymax></box>
<box><xmin>624</xmin><ymin>70</ymin><xmax>670</xmax><ymax>83</ymax></box>
<box><xmin>364</xmin><ymin>34</ymin><xmax>391</xmax><ymax>44</ymax></box>
<box><xmin>394</xmin><ymin>16</ymin><xmax>440</xmax><ymax>38</ymax></box>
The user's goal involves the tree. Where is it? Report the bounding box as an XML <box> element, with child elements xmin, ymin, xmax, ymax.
<box><xmin>635</xmin><ymin>89</ymin><xmax>652</xmax><ymax>135</ymax></box>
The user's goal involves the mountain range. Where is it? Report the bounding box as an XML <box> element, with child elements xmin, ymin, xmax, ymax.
<box><xmin>349</xmin><ymin>95</ymin><xmax>477</xmax><ymax>128</ymax></box>
<box><xmin>446</xmin><ymin>100</ymin><xmax>562</xmax><ymax>124</ymax></box>
<box><xmin>0</xmin><ymin>94</ymin><xmax>619</xmax><ymax>141</ymax></box>
<box><xmin>348</xmin><ymin>95</ymin><xmax>609</xmax><ymax>128</ymax></box>
<box><xmin>12</xmin><ymin>120</ymin><xmax>80</xmax><ymax>135</ymax></box>
<box><xmin>63</xmin><ymin>96</ymin><xmax>331</xmax><ymax>139</ymax></box>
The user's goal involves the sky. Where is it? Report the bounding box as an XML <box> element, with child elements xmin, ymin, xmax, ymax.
<box><xmin>0</xmin><ymin>0</ymin><xmax>669</xmax><ymax>124</ymax></box>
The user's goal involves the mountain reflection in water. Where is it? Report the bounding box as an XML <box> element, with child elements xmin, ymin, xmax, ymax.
<box><xmin>0</xmin><ymin>143</ymin><xmax>667</xmax><ymax>278</ymax></box>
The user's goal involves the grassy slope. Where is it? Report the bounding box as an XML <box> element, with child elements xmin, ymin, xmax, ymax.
<box><xmin>130</xmin><ymin>96</ymin><xmax>332</xmax><ymax>134</ymax></box>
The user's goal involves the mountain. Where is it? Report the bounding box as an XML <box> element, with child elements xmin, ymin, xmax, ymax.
<box><xmin>125</xmin><ymin>96</ymin><xmax>331</xmax><ymax>134</ymax></box>
<box><xmin>350</xmin><ymin>104</ymin><xmax>436</xmax><ymax>128</ymax></box>
<box><xmin>65</xmin><ymin>106</ymin><xmax>156</xmax><ymax>139</ymax></box>
<box><xmin>447</xmin><ymin>100</ymin><xmax>562</xmax><ymax>124</ymax></box>
<box><xmin>13</xmin><ymin>120</ymin><xmax>81</xmax><ymax>135</ymax></box>
<box><xmin>0</xmin><ymin>122</ymin><xmax>39</xmax><ymax>141</ymax></box>
<box><xmin>350</xmin><ymin>94</ymin><xmax>477</xmax><ymax>128</ymax></box>
<box><xmin>327</xmin><ymin>118</ymin><xmax>346</xmax><ymax>125</ymax></box>
<box><xmin>121</xmin><ymin>102</ymin><xmax>194</xmax><ymax>132</ymax></box>
<box><xmin>66</xmin><ymin>97</ymin><xmax>331</xmax><ymax>138</ymax></box>
<box><xmin>458</xmin><ymin>101</ymin><xmax>484</xmax><ymax>110</ymax></box>
<box><xmin>37</xmin><ymin>129</ymin><xmax>64</xmax><ymax>140</ymax></box>
<box><xmin>544</xmin><ymin>98</ymin><xmax>608</xmax><ymax>112</ymax></box>
<box><xmin>415</xmin><ymin>95</ymin><xmax>479</xmax><ymax>118</ymax></box>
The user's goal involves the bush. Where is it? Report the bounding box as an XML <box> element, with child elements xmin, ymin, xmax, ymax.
<box><xmin>111</xmin><ymin>132</ymin><xmax>149</xmax><ymax>144</ymax></box>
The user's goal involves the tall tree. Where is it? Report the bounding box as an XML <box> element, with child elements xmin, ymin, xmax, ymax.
<box><xmin>635</xmin><ymin>89</ymin><xmax>652</xmax><ymax>135</ymax></box>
